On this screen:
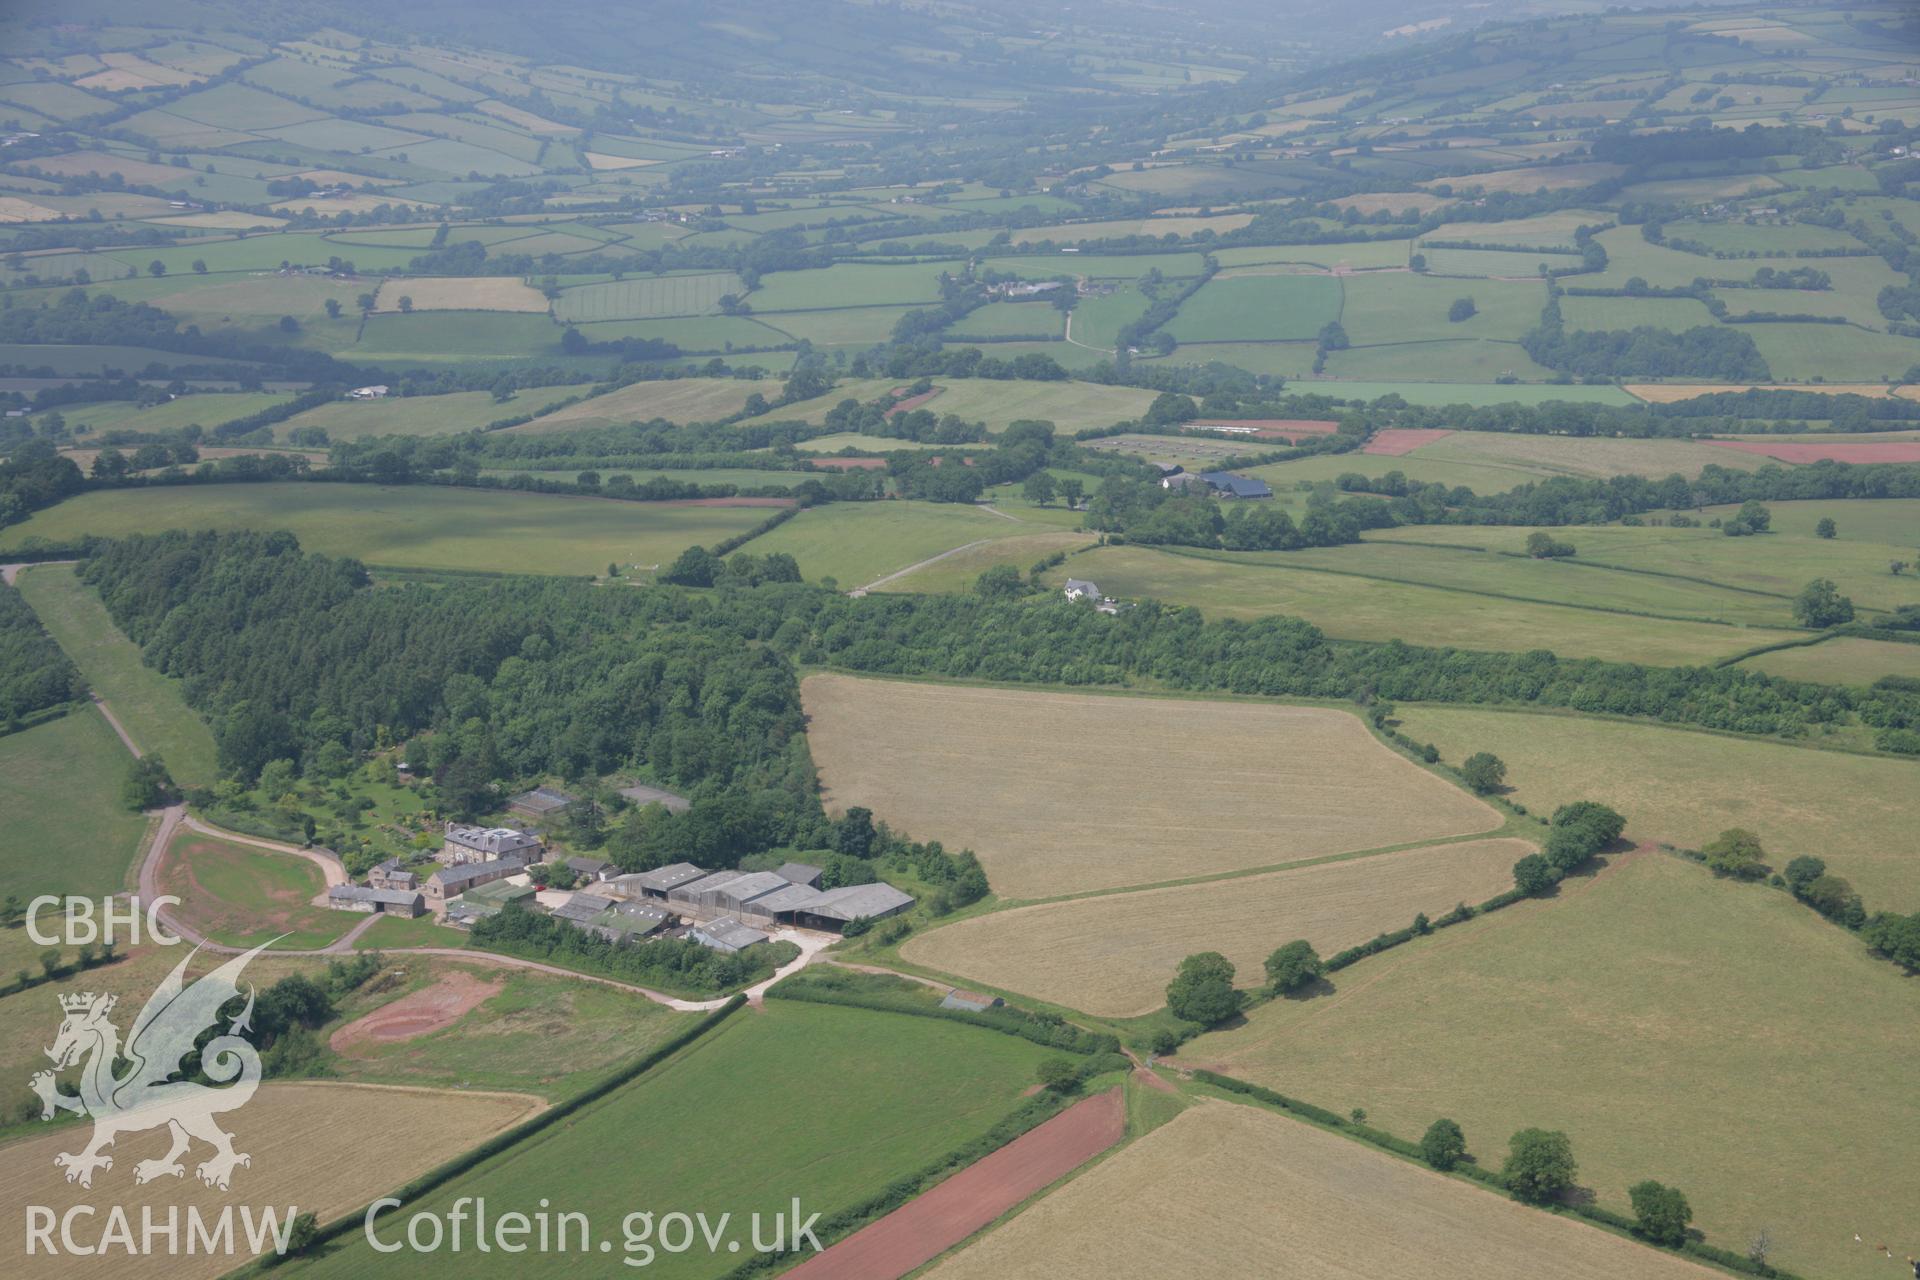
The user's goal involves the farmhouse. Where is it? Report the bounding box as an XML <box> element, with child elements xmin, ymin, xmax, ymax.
<box><xmin>509</xmin><ymin>786</ymin><xmax>577</xmax><ymax>820</ymax></box>
<box><xmin>612</xmin><ymin>862</ymin><xmax>707</xmax><ymax>901</ymax></box>
<box><xmin>348</xmin><ymin>385</ymin><xmax>389</xmax><ymax>400</ymax></box>
<box><xmin>425</xmin><ymin>855</ymin><xmax>526</xmax><ymax>906</ymax></box>
<box><xmin>1160</xmin><ymin>472</ymin><xmax>1205</xmax><ymax>492</ymax></box>
<box><xmin>1198</xmin><ymin>471</ymin><xmax>1274</xmax><ymax>499</ymax></box>
<box><xmin>441</xmin><ymin>823</ymin><xmax>542</xmax><ymax>866</ymax></box>
<box><xmin>690</xmin><ymin>917</ymin><xmax>771</xmax><ymax>953</ymax></box>
<box><xmin>618</xmin><ymin>782</ymin><xmax>691</xmax><ymax>813</ymax></box>
<box><xmin>326</xmin><ymin>885</ymin><xmax>425</xmax><ymax>917</ymax></box>
<box><xmin>368</xmin><ymin>857</ymin><xmax>418</xmax><ymax>892</ymax></box>
<box><xmin>1063</xmin><ymin>578</ymin><xmax>1102</xmax><ymax>602</ymax></box>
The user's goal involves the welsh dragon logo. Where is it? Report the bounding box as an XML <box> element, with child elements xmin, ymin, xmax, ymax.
<box><xmin>30</xmin><ymin>941</ymin><xmax>274</xmax><ymax>1191</ymax></box>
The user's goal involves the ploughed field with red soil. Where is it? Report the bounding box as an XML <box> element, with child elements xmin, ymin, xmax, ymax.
<box><xmin>1704</xmin><ymin>439</ymin><xmax>1920</xmax><ymax>464</ymax></box>
<box><xmin>1363</xmin><ymin>427</ymin><xmax>1454</xmax><ymax>455</ymax></box>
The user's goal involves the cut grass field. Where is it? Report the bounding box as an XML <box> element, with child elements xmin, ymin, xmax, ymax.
<box><xmin>1393</xmin><ymin>705</ymin><xmax>1920</xmax><ymax>910</ymax></box>
<box><xmin>157</xmin><ymin>830</ymin><xmax>351</xmax><ymax>952</ymax></box>
<box><xmin>1402</xmin><ymin>430</ymin><xmax>1776</xmax><ymax>482</ymax></box>
<box><xmin>552</xmin><ymin>271</ymin><xmax>745</xmax><ymax>322</ymax></box>
<box><xmin>1047</xmin><ymin>545</ymin><xmax>1801</xmax><ymax>667</ymax></box>
<box><xmin>903</xmin><ymin>836</ymin><xmax>1532</xmax><ymax>1016</ymax></box>
<box><xmin>1365</xmin><ymin>522</ymin><xmax>1920</xmax><ymax>620</ymax></box>
<box><xmin>802</xmin><ymin>676</ymin><xmax>1500</xmax><ymax>900</ymax></box>
<box><xmin>284</xmin><ymin>1000</ymin><xmax>1055</xmax><ymax>1280</ymax></box>
<box><xmin>0</xmin><ymin>709</ymin><xmax>147</xmax><ymax>901</ymax></box>
<box><xmin>1295</xmin><ymin>380</ymin><xmax>1638</xmax><ymax>407</ymax></box>
<box><xmin>1165</xmin><ymin>273</ymin><xmax>1340</xmax><ymax>343</ymax></box>
<box><xmin>374</xmin><ymin>276</ymin><xmax>552</xmax><ymax>313</ymax></box>
<box><xmin>742</xmin><ymin>500</ymin><xmax>1063</xmax><ymax>589</ymax></box>
<box><xmin>1739</xmin><ymin>635</ymin><xmax>1920</xmax><ymax>686</ymax></box>
<box><xmin>927</xmin><ymin>1100</ymin><xmax>1718</xmax><ymax>1280</ymax></box>
<box><xmin>1183</xmin><ymin>854</ymin><xmax>1920</xmax><ymax>1280</ymax></box>
<box><xmin>271</xmin><ymin>385</ymin><xmax>582</xmax><ymax>442</ymax></box>
<box><xmin>16</xmin><ymin>564</ymin><xmax>219</xmax><ymax>786</ymax></box>
<box><xmin>0</xmin><ymin>1082</ymin><xmax>541</xmax><ymax>1280</ymax></box>
<box><xmin>515</xmin><ymin>377</ymin><xmax>766</xmax><ymax>429</ymax></box>
<box><xmin>1339</xmin><ymin>274</ymin><xmax>1545</xmax><ymax>345</ymax></box>
<box><xmin>877</xmin><ymin>530</ymin><xmax>1099</xmax><ymax>595</ymax></box>
<box><xmin>1</xmin><ymin>485</ymin><xmax>774</xmax><ymax>577</ymax></box>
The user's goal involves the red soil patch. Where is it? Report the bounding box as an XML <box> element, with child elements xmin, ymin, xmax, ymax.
<box><xmin>654</xmin><ymin>496</ymin><xmax>797</xmax><ymax>508</ymax></box>
<box><xmin>809</xmin><ymin>457</ymin><xmax>890</xmax><ymax>471</ymax></box>
<box><xmin>1189</xmin><ymin>418</ymin><xmax>1339</xmax><ymax>441</ymax></box>
<box><xmin>885</xmin><ymin>386</ymin><xmax>945</xmax><ymax>416</ymax></box>
<box><xmin>1704</xmin><ymin>439</ymin><xmax>1920</xmax><ymax>464</ymax></box>
<box><xmin>1364</xmin><ymin>427</ymin><xmax>1454</xmax><ymax>456</ymax></box>
<box><xmin>781</xmin><ymin>1087</ymin><xmax>1125</xmax><ymax>1280</ymax></box>
<box><xmin>329</xmin><ymin>970</ymin><xmax>502</xmax><ymax>1052</ymax></box>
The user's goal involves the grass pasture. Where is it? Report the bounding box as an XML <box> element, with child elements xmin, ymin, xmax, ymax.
<box><xmin>743</xmin><ymin>501</ymin><xmax>1038</xmax><ymax>588</ymax></box>
<box><xmin>742</xmin><ymin>377</ymin><xmax>1157</xmax><ymax>434</ymax></box>
<box><xmin>0</xmin><ymin>485</ymin><xmax>774</xmax><ymax>578</ymax></box>
<box><xmin>517</xmin><ymin>378</ymin><xmax>766</xmax><ymax>429</ymax></box>
<box><xmin>903</xmin><ymin>836</ymin><xmax>1532</xmax><ymax>1016</ymax></box>
<box><xmin>372</xmin><ymin>277</ymin><xmax>550</xmax><ymax>313</ymax></box>
<box><xmin>271</xmin><ymin>386</ymin><xmax>582</xmax><ymax>442</ymax></box>
<box><xmin>1399</xmin><ymin>430</ymin><xmax>1778</xmax><ymax>483</ymax></box>
<box><xmin>553</xmin><ymin>272</ymin><xmax>745</xmax><ymax>322</ymax></box>
<box><xmin>1165</xmin><ymin>273</ymin><xmax>1341</xmax><ymax>343</ymax></box>
<box><xmin>16</xmin><ymin>564</ymin><xmax>219</xmax><ymax>786</ymax></box>
<box><xmin>0</xmin><ymin>709</ymin><xmax>147</xmax><ymax>901</ymax></box>
<box><xmin>927</xmin><ymin>1101</ymin><xmax>1717</xmax><ymax>1280</ymax></box>
<box><xmin>1739</xmin><ymin>636</ymin><xmax>1920</xmax><ymax>686</ymax></box>
<box><xmin>1185</xmin><ymin>854</ymin><xmax>1920</xmax><ymax>1280</ymax></box>
<box><xmin>1392</xmin><ymin>706</ymin><xmax>1920</xmax><ymax>910</ymax></box>
<box><xmin>1048</xmin><ymin>544</ymin><xmax>1802</xmax><ymax>667</ymax></box>
<box><xmin>802</xmin><ymin>676</ymin><xmax>1499</xmax><ymax>900</ymax></box>
<box><xmin>285</xmin><ymin>1000</ymin><xmax>1054</xmax><ymax>1280</ymax></box>
<box><xmin>157</xmin><ymin>830</ymin><xmax>349</xmax><ymax>952</ymax></box>
<box><xmin>747</xmin><ymin>261</ymin><xmax>951</xmax><ymax>310</ymax></box>
<box><xmin>0</xmin><ymin>1082</ymin><xmax>541</xmax><ymax>1280</ymax></box>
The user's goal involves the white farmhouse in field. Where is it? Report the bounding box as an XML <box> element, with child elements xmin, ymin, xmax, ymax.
<box><xmin>1063</xmin><ymin>578</ymin><xmax>1101</xmax><ymax>602</ymax></box>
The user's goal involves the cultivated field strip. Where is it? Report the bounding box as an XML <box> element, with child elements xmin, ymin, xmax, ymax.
<box><xmin>802</xmin><ymin>676</ymin><xmax>1501</xmax><ymax>899</ymax></box>
<box><xmin>902</xmin><ymin>837</ymin><xmax>1533</xmax><ymax>1016</ymax></box>
<box><xmin>0</xmin><ymin>1082</ymin><xmax>539</xmax><ymax>1280</ymax></box>
<box><xmin>926</xmin><ymin>1102</ymin><xmax>1719</xmax><ymax>1280</ymax></box>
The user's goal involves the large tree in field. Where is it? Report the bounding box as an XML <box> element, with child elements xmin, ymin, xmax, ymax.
<box><xmin>1792</xmin><ymin>578</ymin><xmax>1854</xmax><ymax>627</ymax></box>
<box><xmin>1702</xmin><ymin>827</ymin><xmax>1766</xmax><ymax>878</ymax></box>
<box><xmin>1166</xmin><ymin>951</ymin><xmax>1242</xmax><ymax>1025</ymax></box>
<box><xmin>1460</xmin><ymin>751</ymin><xmax>1506</xmax><ymax>794</ymax></box>
<box><xmin>1263</xmin><ymin>939</ymin><xmax>1322</xmax><ymax>994</ymax></box>
<box><xmin>1628</xmin><ymin>1180</ymin><xmax>1692</xmax><ymax>1247</ymax></box>
<box><xmin>1502</xmin><ymin>1128</ymin><xmax>1576</xmax><ymax>1204</ymax></box>
<box><xmin>1420</xmin><ymin>1118</ymin><xmax>1467</xmax><ymax>1171</ymax></box>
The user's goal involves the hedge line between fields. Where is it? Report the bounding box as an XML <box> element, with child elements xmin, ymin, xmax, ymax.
<box><xmin>225</xmin><ymin>995</ymin><xmax>747</xmax><ymax>1276</ymax></box>
<box><xmin>714</xmin><ymin>1068</ymin><xmax>1127</xmax><ymax>1280</ymax></box>
<box><xmin>1189</xmin><ymin>1069</ymin><xmax>1807</xmax><ymax>1280</ymax></box>
<box><xmin>712</xmin><ymin>503</ymin><xmax>801</xmax><ymax>556</ymax></box>
<box><xmin>765</xmin><ymin>974</ymin><xmax>1121</xmax><ymax>1055</ymax></box>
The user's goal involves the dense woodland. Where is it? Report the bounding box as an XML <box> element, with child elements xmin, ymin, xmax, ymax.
<box><xmin>0</xmin><ymin>581</ymin><xmax>81</xmax><ymax>722</ymax></box>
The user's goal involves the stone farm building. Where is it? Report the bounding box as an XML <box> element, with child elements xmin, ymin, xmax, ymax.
<box><xmin>566</xmin><ymin>856</ymin><xmax>614</xmax><ymax>883</ymax></box>
<box><xmin>552</xmin><ymin>892</ymin><xmax>670</xmax><ymax>943</ymax></box>
<box><xmin>326</xmin><ymin>885</ymin><xmax>425</xmax><ymax>917</ymax></box>
<box><xmin>426</xmin><ymin>855</ymin><xmax>526</xmax><ymax>907</ymax></box>
<box><xmin>368</xmin><ymin>858</ymin><xmax>418</xmax><ymax>892</ymax></box>
<box><xmin>441</xmin><ymin>823</ymin><xmax>542</xmax><ymax>866</ymax></box>
<box><xmin>444</xmin><ymin>878</ymin><xmax>536</xmax><ymax>928</ymax></box>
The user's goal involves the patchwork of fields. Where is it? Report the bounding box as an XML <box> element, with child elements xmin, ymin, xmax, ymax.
<box><xmin>1184</xmin><ymin>855</ymin><xmax>1920</xmax><ymax>1280</ymax></box>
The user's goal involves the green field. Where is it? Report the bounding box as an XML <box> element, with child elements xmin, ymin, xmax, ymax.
<box><xmin>748</xmin><ymin>261</ymin><xmax>951</xmax><ymax>310</ymax></box>
<box><xmin>159</xmin><ymin>830</ymin><xmax>351</xmax><ymax>952</ymax></box>
<box><xmin>1321</xmin><ymin>338</ymin><xmax>1556</xmax><ymax>382</ymax></box>
<box><xmin>285</xmin><ymin>1000</ymin><xmax>1056</xmax><ymax>1280</ymax></box>
<box><xmin>947</xmin><ymin>301</ymin><xmax>1066</xmax><ymax>339</ymax></box>
<box><xmin>745</xmin><ymin>377</ymin><xmax>1157</xmax><ymax>434</ymax></box>
<box><xmin>1339</xmin><ymin>273</ymin><xmax>1544</xmax><ymax>345</ymax></box>
<box><xmin>1395</xmin><ymin>430</ymin><xmax>1777</xmax><ymax>483</ymax></box>
<box><xmin>744</xmin><ymin>501</ymin><xmax>1058</xmax><ymax>589</ymax></box>
<box><xmin>351</xmin><ymin>312</ymin><xmax>562</xmax><ymax>361</ymax></box>
<box><xmin>32</xmin><ymin>392</ymin><xmax>294</xmax><ymax>436</ymax></box>
<box><xmin>1367</xmin><ymin>521</ymin><xmax>1920</xmax><ymax>620</ymax></box>
<box><xmin>1559</xmin><ymin>294</ymin><xmax>1722</xmax><ymax>331</ymax></box>
<box><xmin>1740</xmin><ymin>636</ymin><xmax>1920</xmax><ymax>686</ymax></box>
<box><xmin>16</xmin><ymin>564</ymin><xmax>219</xmax><ymax>786</ymax></box>
<box><xmin>1046</xmin><ymin>544</ymin><xmax>1802</xmax><ymax>666</ymax></box>
<box><xmin>1294</xmin><ymin>380</ymin><xmax>1638</xmax><ymax>407</ymax></box>
<box><xmin>272</xmin><ymin>386</ymin><xmax>583</xmax><ymax>442</ymax></box>
<box><xmin>1067</xmin><ymin>283</ymin><xmax>1152</xmax><ymax>350</ymax></box>
<box><xmin>0</xmin><ymin>709</ymin><xmax>148</xmax><ymax>901</ymax></box>
<box><xmin>1165</xmin><ymin>274</ymin><xmax>1341</xmax><ymax>343</ymax></box>
<box><xmin>1695</xmin><ymin>498</ymin><xmax>1920</xmax><ymax>545</ymax></box>
<box><xmin>1392</xmin><ymin>705</ymin><xmax>1920</xmax><ymax>910</ymax></box>
<box><xmin>1186</xmin><ymin>854</ymin><xmax>1920</xmax><ymax>1280</ymax></box>
<box><xmin>0</xmin><ymin>486</ymin><xmax>776</xmax><ymax>578</ymax></box>
<box><xmin>553</xmin><ymin>272</ymin><xmax>745</xmax><ymax>322</ymax></box>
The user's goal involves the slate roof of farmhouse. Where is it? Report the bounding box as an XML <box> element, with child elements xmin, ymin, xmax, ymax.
<box><xmin>1198</xmin><ymin>471</ymin><xmax>1274</xmax><ymax>499</ymax></box>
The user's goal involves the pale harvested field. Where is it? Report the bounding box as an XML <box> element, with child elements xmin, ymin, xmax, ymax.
<box><xmin>0</xmin><ymin>1081</ymin><xmax>539</xmax><ymax>1280</ymax></box>
<box><xmin>373</xmin><ymin>276</ymin><xmax>550</xmax><ymax>313</ymax></box>
<box><xmin>475</xmin><ymin>99</ymin><xmax>578</xmax><ymax>133</ymax></box>
<box><xmin>802</xmin><ymin>676</ymin><xmax>1500</xmax><ymax>899</ymax></box>
<box><xmin>902</xmin><ymin>837</ymin><xmax>1532</xmax><ymax>1015</ymax></box>
<box><xmin>583</xmin><ymin>152</ymin><xmax>656</xmax><ymax>170</ymax></box>
<box><xmin>1627</xmin><ymin>382</ymin><xmax>1897</xmax><ymax>402</ymax></box>
<box><xmin>0</xmin><ymin>197</ymin><xmax>61</xmax><ymax>223</ymax></box>
<box><xmin>1421</xmin><ymin>161</ymin><xmax>1627</xmax><ymax>193</ymax></box>
<box><xmin>516</xmin><ymin>377</ymin><xmax>766</xmax><ymax>429</ymax></box>
<box><xmin>927</xmin><ymin>1103</ymin><xmax>1717</xmax><ymax>1280</ymax></box>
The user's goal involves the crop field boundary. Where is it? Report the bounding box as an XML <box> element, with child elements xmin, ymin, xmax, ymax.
<box><xmin>1151</xmin><ymin>545</ymin><xmax>1794</xmax><ymax>632</ymax></box>
<box><xmin>1368</xmin><ymin>538</ymin><xmax>1799</xmax><ymax>603</ymax></box>
<box><xmin>222</xmin><ymin>997</ymin><xmax>748</xmax><ymax>1279</ymax></box>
